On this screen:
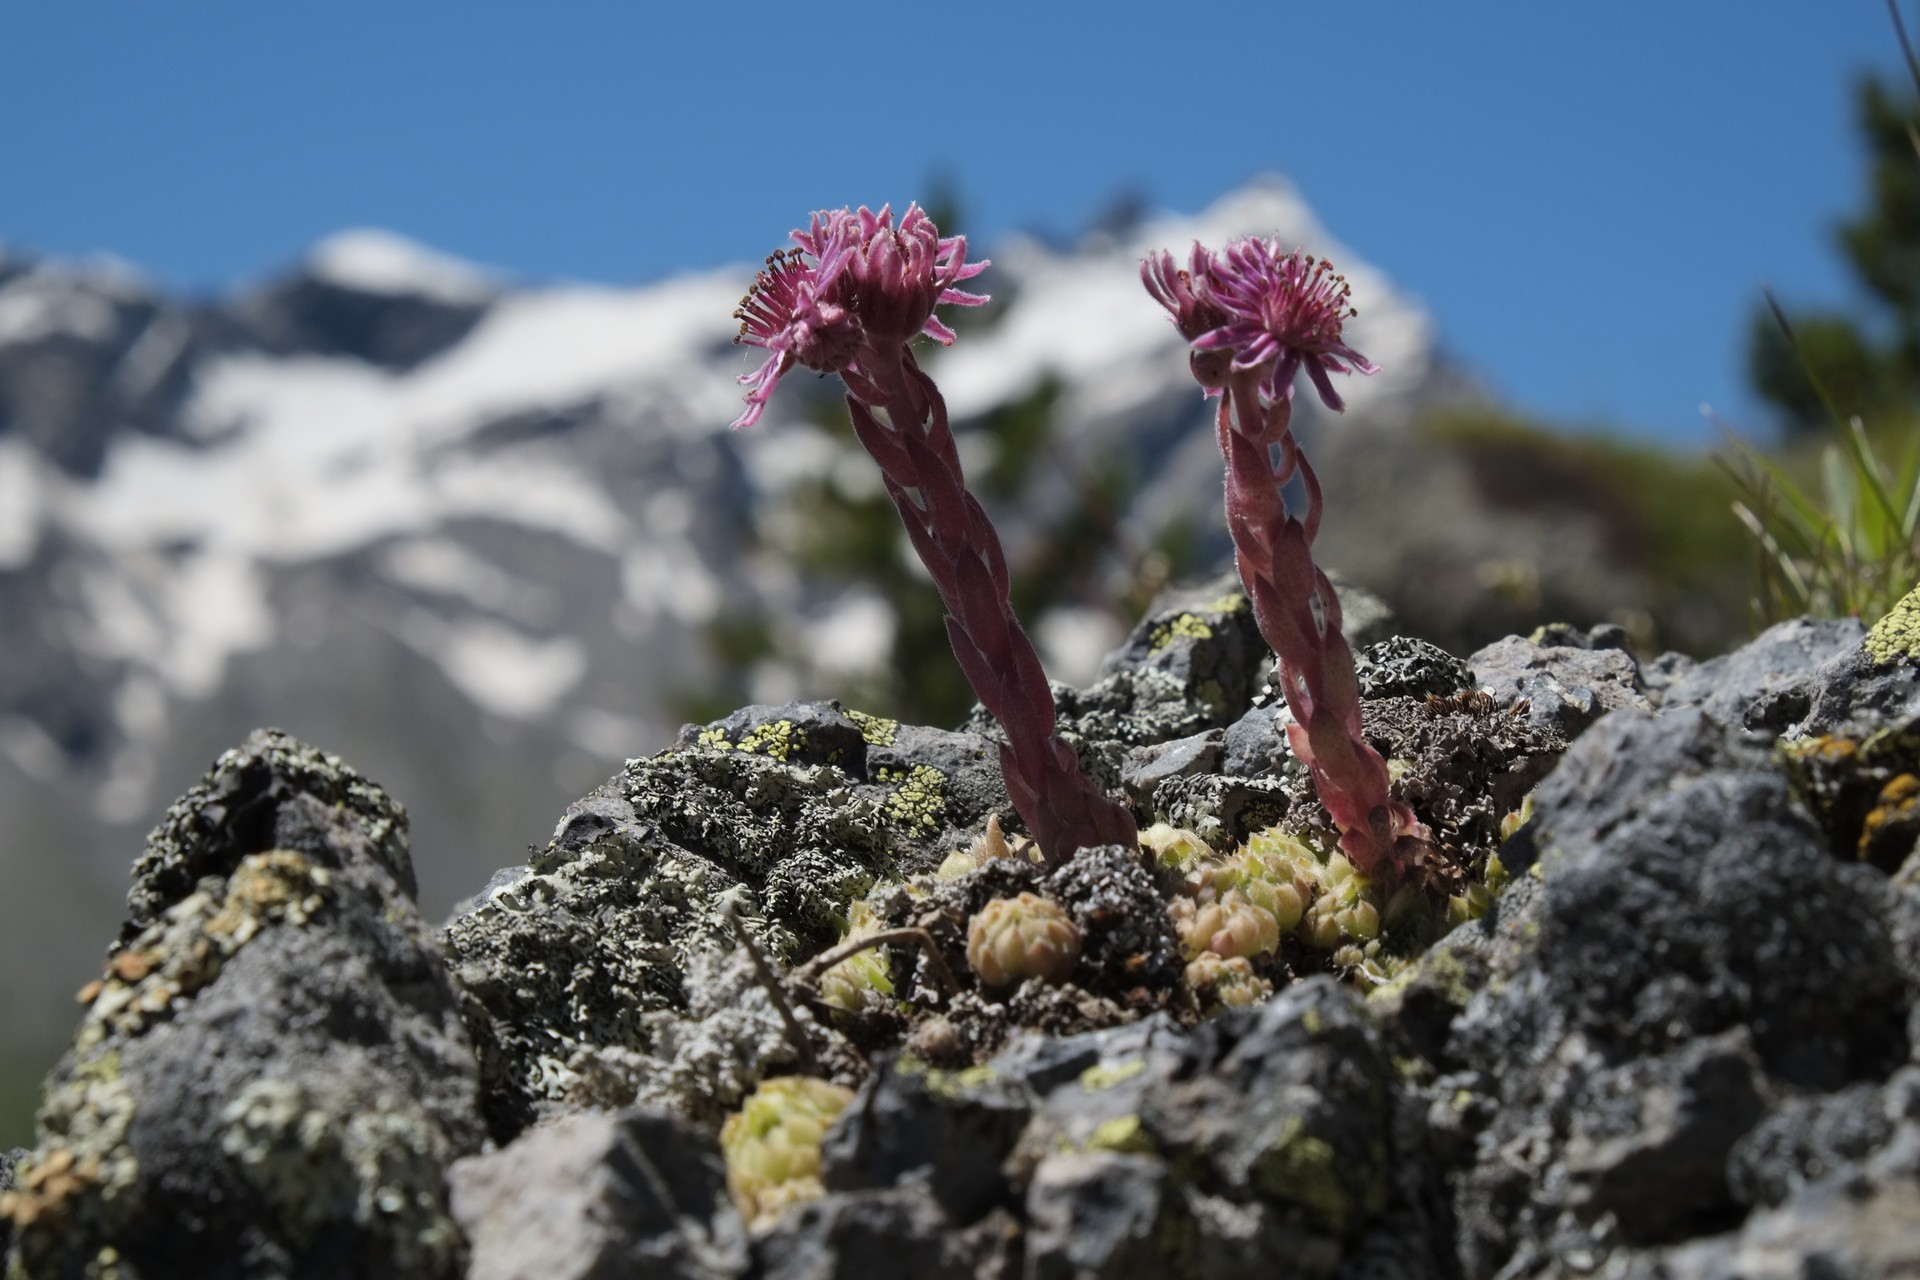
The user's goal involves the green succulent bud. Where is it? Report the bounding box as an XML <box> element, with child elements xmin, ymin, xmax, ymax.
<box><xmin>1184</xmin><ymin>952</ymin><xmax>1273</xmax><ymax>1012</ymax></box>
<box><xmin>817</xmin><ymin>900</ymin><xmax>897</xmax><ymax>1013</ymax></box>
<box><xmin>819</xmin><ymin>948</ymin><xmax>894</xmax><ymax>1012</ymax></box>
<box><xmin>1139</xmin><ymin>822</ymin><xmax>1213</xmax><ymax>870</ymax></box>
<box><xmin>937</xmin><ymin>813</ymin><xmax>1032</xmax><ymax>879</ymax></box>
<box><xmin>966</xmin><ymin>893</ymin><xmax>1080</xmax><ymax>989</ymax></box>
<box><xmin>1446</xmin><ymin>853</ymin><xmax>1510</xmax><ymax>926</ymax></box>
<box><xmin>1301</xmin><ymin>854</ymin><xmax>1380</xmax><ymax>951</ymax></box>
<box><xmin>1499</xmin><ymin>795</ymin><xmax>1535</xmax><ymax>841</ymax></box>
<box><xmin>721</xmin><ymin>1076</ymin><xmax>856</xmax><ymax>1230</ymax></box>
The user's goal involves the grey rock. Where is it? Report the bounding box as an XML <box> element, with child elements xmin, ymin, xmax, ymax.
<box><xmin>1023</xmin><ymin>1151</ymin><xmax>1168</xmax><ymax>1280</ymax></box>
<box><xmin>1119</xmin><ymin>730</ymin><xmax>1223</xmax><ymax>807</ymax></box>
<box><xmin>1221</xmin><ymin>705</ymin><xmax>1286</xmax><ymax>778</ymax></box>
<box><xmin>753</xmin><ymin>1182</ymin><xmax>1009</xmax><ymax>1280</ymax></box>
<box><xmin>5</xmin><ymin>730</ymin><xmax>484</xmax><ymax>1280</ymax></box>
<box><xmin>821</xmin><ymin>1056</ymin><xmax>1032</xmax><ymax>1224</ymax></box>
<box><xmin>1467</xmin><ymin>629</ymin><xmax>1650</xmax><ymax>738</ymax></box>
<box><xmin>441</xmin><ymin>706</ymin><xmax>1016</xmax><ymax>1135</ymax></box>
<box><xmin>449</xmin><ymin>1108</ymin><xmax>746</xmax><ymax>1280</ymax></box>
<box><xmin>1559</xmin><ymin>1030</ymin><xmax>1769</xmax><ymax>1244</ymax></box>
<box><xmin>1150</xmin><ymin>980</ymin><xmax>1392</xmax><ymax>1239</ymax></box>
<box><xmin>1661</xmin><ymin>615</ymin><xmax>1865</xmax><ymax>736</ymax></box>
<box><xmin>1797</xmin><ymin>640</ymin><xmax>1920</xmax><ymax>740</ymax></box>
<box><xmin>1445</xmin><ymin>693</ymin><xmax>1915</xmax><ymax>1277</ymax></box>
<box><xmin>1728</xmin><ymin>1076</ymin><xmax>1906</xmax><ymax>1210</ymax></box>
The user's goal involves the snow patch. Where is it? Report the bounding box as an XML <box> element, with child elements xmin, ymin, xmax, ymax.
<box><xmin>306</xmin><ymin>229</ymin><xmax>500</xmax><ymax>304</ymax></box>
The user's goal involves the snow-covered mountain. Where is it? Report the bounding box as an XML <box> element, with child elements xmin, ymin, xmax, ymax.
<box><xmin>1</xmin><ymin>177</ymin><xmax>1672</xmax><ymax>1105</ymax></box>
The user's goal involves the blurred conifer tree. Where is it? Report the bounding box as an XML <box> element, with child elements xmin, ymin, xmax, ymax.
<box><xmin>1750</xmin><ymin>74</ymin><xmax>1920</xmax><ymax>435</ymax></box>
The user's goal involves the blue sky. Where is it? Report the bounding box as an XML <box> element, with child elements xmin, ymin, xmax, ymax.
<box><xmin>0</xmin><ymin>1</ymin><xmax>1907</xmax><ymax>445</ymax></box>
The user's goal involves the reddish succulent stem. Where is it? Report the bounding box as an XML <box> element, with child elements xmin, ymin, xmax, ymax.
<box><xmin>843</xmin><ymin>347</ymin><xmax>1137</xmax><ymax>866</ymax></box>
<box><xmin>1218</xmin><ymin>376</ymin><xmax>1426</xmax><ymax>879</ymax></box>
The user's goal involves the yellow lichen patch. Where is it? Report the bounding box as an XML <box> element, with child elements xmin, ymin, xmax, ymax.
<box><xmin>696</xmin><ymin>727</ymin><xmax>731</xmax><ymax>750</ymax></box>
<box><xmin>721</xmin><ymin>1077</ymin><xmax>856</xmax><ymax>1231</ymax></box>
<box><xmin>1148</xmin><ymin>613</ymin><xmax>1214</xmax><ymax>653</ymax></box>
<box><xmin>877</xmin><ymin>764</ymin><xmax>946</xmax><ymax>837</ymax></box>
<box><xmin>207</xmin><ymin>851</ymin><xmax>333</xmax><ymax>945</ymax></box>
<box><xmin>846</xmin><ymin>709</ymin><xmax>898</xmax><ymax>747</ymax></box>
<box><xmin>736</xmin><ymin>720</ymin><xmax>806</xmax><ymax>762</ymax></box>
<box><xmin>1865</xmin><ymin>582</ymin><xmax>1920</xmax><ymax>665</ymax></box>
<box><xmin>1077</xmin><ymin>1058</ymin><xmax>1146</xmax><ymax>1092</ymax></box>
<box><xmin>1784</xmin><ymin>734</ymin><xmax>1859</xmax><ymax>767</ymax></box>
<box><xmin>1084</xmin><ymin>1115</ymin><xmax>1156</xmax><ymax>1156</ymax></box>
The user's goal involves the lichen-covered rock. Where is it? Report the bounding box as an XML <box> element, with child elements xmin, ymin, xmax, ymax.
<box><xmin>1354</xmin><ymin>636</ymin><xmax>1475</xmax><ymax>702</ymax></box>
<box><xmin>3</xmin><ymin>730</ymin><xmax>484</xmax><ymax>1280</ymax></box>
<box><xmin>441</xmin><ymin>702</ymin><xmax>999</xmax><ymax>1135</ymax></box>
<box><xmin>448</xmin><ymin>1109</ymin><xmax>746</xmax><ymax>1280</ymax></box>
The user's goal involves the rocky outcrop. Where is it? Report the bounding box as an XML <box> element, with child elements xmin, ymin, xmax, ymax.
<box><xmin>9</xmin><ymin>585</ymin><xmax>1920</xmax><ymax>1276</ymax></box>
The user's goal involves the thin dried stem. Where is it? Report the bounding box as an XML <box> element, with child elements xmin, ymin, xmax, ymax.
<box><xmin>791</xmin><ymin>927</ymin><xmax>962</xmax><ymax>1001</ymax></box>
<box><xmin>721</xmin><ymin>898</ymin><xmax>819</xmax><ymax>1074</ymax></box>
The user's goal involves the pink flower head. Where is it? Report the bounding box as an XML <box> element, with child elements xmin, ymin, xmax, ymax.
<box><xmin>818</xmin><ymin>204</ymin><xmax>989</xmax><ymax>347</ymax></box>
<box><xmin>1187</xmin><ymin>238</ymin><xmax>1379</xmax><ymax>412</ymax></box>
<box><xmin>731</xmin><ymin>239</ymin><xmax>859</xmax><ymax>430</ymax></box>
<box><xmin>1142</xmin><ymin>245</ymin><xmax>1235</xmax><ymax>393</ymax></box>
<box><xmin>732</xmin><ymin>203</ymin><xmax>989</xmax><ymax>429</ymax></box>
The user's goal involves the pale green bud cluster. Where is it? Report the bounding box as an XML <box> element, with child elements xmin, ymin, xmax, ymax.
<box><xmin>817</xmin><ymin>900</ymin><xmax>896</xmax><ymax>1013</ymax></box>
<box><xmin>1166</xmin><ymin>827</ymin><xmax>1317</xmax><ymax>962</ymax></box>
<box><xmin>966</xmin><ymin>892</ymin><xmax>1081</xmax><ymax>989</ymax></box>
<box><xmin>1184</xmin><ymin>952</ymin><xmax>1274</xmax><ymax>1012</ymax></box>
<box><xmin>721</xmin><ymin>1076</ymin><xmax>856</xmax><ymax>1229</ymax></box>
<box><xmin>1138</xmin><ymin>821</ymin><xmax>1213</xmax><ymax>871</ymax></box>
<box><xmin>1446</xmin><ymin>854</ymin><xmax>1511</xmax><ymax>927</ymax></box>
<box><xmin>1300</xmin><ymin>852</ymin><xmax>1382</xmax><ymax>951</ymax></box>
<box><xmin>936</xmin><ymin>813</ymin><xmax>1036</xmax><ymax>879</ymax></box>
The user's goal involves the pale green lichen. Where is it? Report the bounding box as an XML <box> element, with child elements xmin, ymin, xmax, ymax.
<box><xmin>1252</xmin><ymin>1114</ymin><xmax>1383</xmax><ymax>1236</ymax></box>
<box><xmin>877</xmin><ymin>764</ymin><xmax>947</xmax><ymax>837</ymax></box>
<box><xmin>73</xmin><ymin>850</ymin><xmax>334</xmax><ymax>1052</ymax></box>
<box><xmin>846</xmin><ymin>709</ymin><xmax>898</xmax><ymax>747</ymax></box>
<box><xmin>1865</xmin><ymin>582</ymin><xmax>1920</xmax><ymax>665</ymax></box>
<box><xmin>217</xmin><ymin>1078</ymin><xmax>461</xmax><ymax>1271</ymax></box>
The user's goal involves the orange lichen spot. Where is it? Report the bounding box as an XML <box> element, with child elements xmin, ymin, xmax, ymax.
<box><xmin>109</xmin><ymin>951</ymin><xmax>153</xmax><ymax>983</ymax></box>
<box><xmin>0</xmin><ymin>1148</ymin><xmax>100</xmax><ymax>1229</ymax></box>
